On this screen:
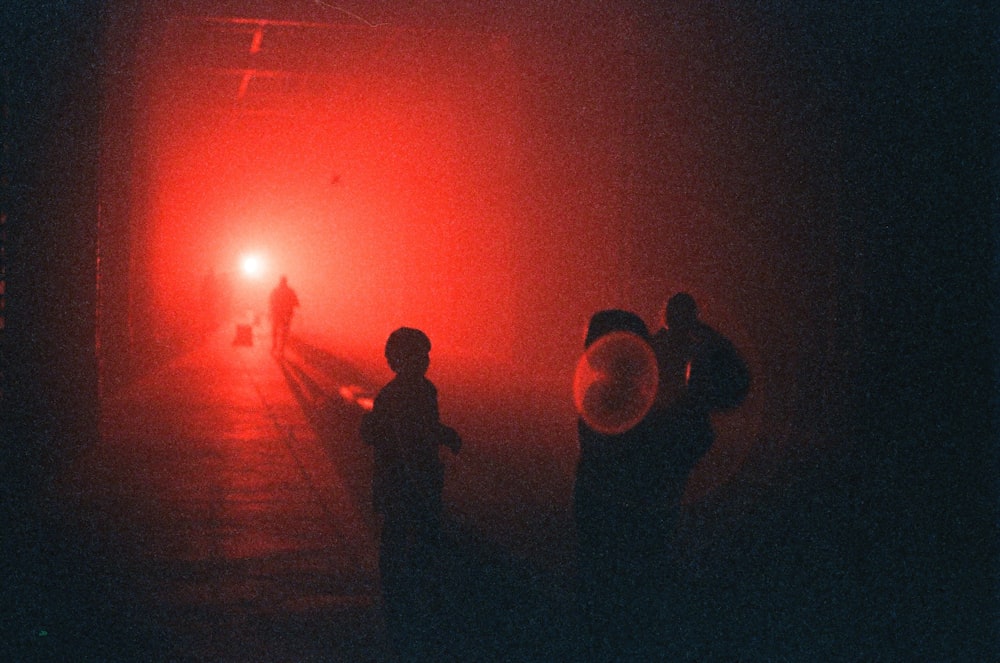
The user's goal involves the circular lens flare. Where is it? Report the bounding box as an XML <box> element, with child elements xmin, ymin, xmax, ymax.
<box><xmin>573</xmin><ymin>331</ymin><xmax>659</xmax><ymax>435</ymax></box>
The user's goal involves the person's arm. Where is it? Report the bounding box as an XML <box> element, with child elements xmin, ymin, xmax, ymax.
<box><xmin>426</xmin><ymin>383</ymin><xmax>461</xmax><ymax>453</ymax></box>
<box><xmin>360</xmin><ymin>393</ymin><xmax>387</xmax><ymax>446</ymax></box>
<box><xmin>438</xmin><ymin>424</ymin><xmax>462</xmax><ymax>453</ymax></box>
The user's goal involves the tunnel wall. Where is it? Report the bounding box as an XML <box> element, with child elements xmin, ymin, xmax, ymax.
<box><xmin>1</xmin><ymin>1</ymin><xmax>104</xmax><ymax>486</ymax></box>
<box><xmin>4</xmin><ymin>0</ymin><xmax>991</xmax><ymax>540</ymax></box>
<box><xmin>102</xmin><ymin>0</ymin><xmax>995</xmax><ymax>522</ymax></box>
<box><xmin>0</xmin><ymin>1</ymin><xmax>993</xmax><ymax>657</ymax></box>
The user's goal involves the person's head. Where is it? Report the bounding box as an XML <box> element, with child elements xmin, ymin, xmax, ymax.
<box><xmin>279</xmin><ymin>275</ymin><xmax>288</xmax><ymax>286</ymax></box>
<box><xmin>665</xmin><ymin>292</ymin><xmax>698</xmax><ymax>332</ymax></box>
<box><xmin>384</xmin><ymin>327</ymin><xmax>432</xmax><ymax>376</ymax></box>
<box><xmin>584</xmin><ymin>309</ymin><xmax>649</xmax><ymax>348</ymax></box>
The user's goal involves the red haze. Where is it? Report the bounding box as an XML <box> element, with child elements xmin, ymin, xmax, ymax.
<box><xmin>116</xmin><ymin>4</ymin><xmax>844</xmax><ymax>505</ymax></box>
<box><xmin>137</xmin><ymin>17</ymin><xmax>520</xmax><ymax>367</ymax></box>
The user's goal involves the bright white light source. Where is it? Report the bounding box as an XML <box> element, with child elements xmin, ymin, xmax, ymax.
<box><xmin>241</xmin><ymin>253</ymin><xmax>265</xmax><ymax>279</ymax></box>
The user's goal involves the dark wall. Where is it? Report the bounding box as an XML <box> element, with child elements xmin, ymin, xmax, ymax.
<box><xmin>687</xmin><ymin>4</ymin><xmax>998</xmax><ymax>657</ymax></box>
<box><xmin>1</xmin><ymin>2</ymin><xmax>104</xmax><ymax>487</ymax></box>
<box><xmin>843</xmin><ymin>7</ymin><xmax>997</xmax><ymax>654</ymax></box>
<box><xmin>96</xmin><ymin>4</ymin><xmax>143</xmax><ymax>397</ymax></box>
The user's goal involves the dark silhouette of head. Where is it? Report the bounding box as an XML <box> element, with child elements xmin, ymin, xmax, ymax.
<box><xmin>584</xmin><ymin>309</ymin><xmax>649</xmax><ymax>348</ymax></box>
<box><xmin>665</xmin><ymin>292</ymin><xmax>698</xmax><ymax>332</ymax></box>
<box><xmin>279</xmin><ymin>275</ymin><xmax>288</xmax><ymax>286</ymax></box>
<box><xmin>385</xmin><ymin>327</ymin><xmax>432</xmax><ymax>376</ymax></box>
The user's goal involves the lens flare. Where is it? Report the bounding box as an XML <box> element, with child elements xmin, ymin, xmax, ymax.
<box><xmin>573</xmin><ymin>331</ymin><xmax>659</xmax><ymax>435</ymax></box>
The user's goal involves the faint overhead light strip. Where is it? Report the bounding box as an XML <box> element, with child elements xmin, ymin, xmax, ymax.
<box><xmin>175</xmin><ymin>15</ymin><xmax>366</xmax><ymax>31</ymax></box>
<box><xmin>236</xmin><ymin>71</ymin><xmax>253</xmax><ymax>100</ymax></box>
<box><xmin>166</xmin><ymin>14</ymin><xmax>488</xmax><ymax>110</ymax></box>
<box><xmin>239</xmin><ymin>23</ymin><xmax>264</xmax><ymax>100</ymax></box>
<box><xmin>249</xmin><ymin>25</ymin><xmax>264</xmax><ymax>54</ymax></box>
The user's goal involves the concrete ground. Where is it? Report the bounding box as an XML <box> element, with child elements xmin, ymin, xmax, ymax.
<box><xmin>6</xmin><ymin>329</ymin><xmax>579</xmax><ymax>662</ymax></box>
<box><xmin>8</xmin><ymin>326</ymin><xmax>984</xmax><ymax>661</ymax></box>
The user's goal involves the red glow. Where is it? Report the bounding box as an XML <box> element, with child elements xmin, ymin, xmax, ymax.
<box><xmin>240</xmin><ymin>253</ymin><xmax>266</xmax><ymax>280</ymax></box>
<box><xmin>103</xmin><ymin>5</ymin><xmax>787</xmax><ymax>573</ymax></box>
<box><xmin>339</xmin><ymin>385</ymin><xmax>375</xmax><ymax>411</ymax></box>
<box><xmin>138</xmin><ymin>19</ymin><xmax>521</xmax><ymax>367</ymax></box>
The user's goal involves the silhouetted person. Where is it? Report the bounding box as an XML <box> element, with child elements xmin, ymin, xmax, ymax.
<box><xmin>199</xmin><ymin>268</ymin><xmax>222</xmax><ymax>337</ymax></box>
<box><xmin>268</xmin><ymin>275</ymin><xmax>299</xmax><ymax>356</ymax></box>
<box><xmin>646</xmin><ymin>292</ymin><xmax>750</xmax><ymax>655</ymax></box>
<box><xmin>574</xmin><ymin>309</ymin><xmax>679</xmax><ymax>661</ymax></box>
<box><xmin>650</xmin><ymin>292</ymin><xmax>750</xmax><ymax>449</ymax></box>
<box><xmin>359</xmin><ymin>327</ymin><xmax>461</xmax><ymax>660</ymax></box>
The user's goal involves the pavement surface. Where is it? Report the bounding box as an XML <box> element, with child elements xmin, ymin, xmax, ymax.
<box><xmin>6</xmin><ymin>327</ymin><xmax>986</xmax><ymax>661</ymax></box>
<box><xmin>6</xmin><ymin>329</ymin><xmax>579</xmax><ymax>662</ymax></box>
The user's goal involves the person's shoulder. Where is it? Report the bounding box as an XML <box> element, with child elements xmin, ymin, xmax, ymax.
<box><xmin>381</xmin><ymin>375</ymin><xmax>427</xmax><ymax>395</ymax></box>
<box><xmin>374</xmin><ymin>377</ymin><xmax>401</xmax><ymax>399</ymax></box>
<box><xmin>382</xmin><ymin>374</ymin><xmax>405</xmax><ymax>390</ymax></box>
<box><xmin>649</xmin><ymin>327</ymin><xmax>676</xmax><ymax>351</ymax></box>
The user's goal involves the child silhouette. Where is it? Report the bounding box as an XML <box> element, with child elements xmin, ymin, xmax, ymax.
<box><xmin>360</xmin><ymin>327</ymin><xmax>461</xmax><ymax>656</ymax></box>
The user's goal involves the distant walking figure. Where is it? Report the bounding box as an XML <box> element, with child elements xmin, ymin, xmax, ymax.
<box><xmin>268</xmin><ymin>275</ymin><xmax>299</xmax><ymax>356</ymax></box>
<box><xmin>199</xmin><ymin>268</ymin><xmax>222</xmax><ymax>337</ymax></box>
<box><xmin>359</xmin><ymin>327</ymin><xmax>462</xmax><ymax>659</ymax></box>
